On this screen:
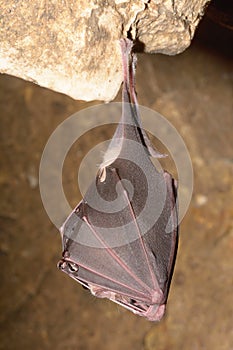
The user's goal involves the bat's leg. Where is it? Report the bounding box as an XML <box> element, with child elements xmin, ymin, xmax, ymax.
<box><xmin>98</xmin><ymin>39</ymin><xmax>134</xmax><ymax>180</ymax></box>
<box><xmin>120</xmin><ymin>38</ymin><xmax>133</xmax><ymax>104</ymax></box>
<box><xmin>99</xmin><ymin>38</ymin><xmax>164</xmax><ymax>181</ymax></box>
<box><xmin>120</xmin><ymin>38</ymin><xmax>166</xmax><ymax>159</ymax></box>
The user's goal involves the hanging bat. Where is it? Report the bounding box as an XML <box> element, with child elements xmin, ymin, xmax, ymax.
<box><xmin>58</xmin><ymin>38</ymin><xmax>178</xmax><ymax>322</ymax></box>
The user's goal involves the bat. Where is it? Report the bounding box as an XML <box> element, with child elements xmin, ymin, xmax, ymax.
<box><xmin>58</xmin><ymin>38</ymin><xmax>178</xmax><ymax>321</ymax></box>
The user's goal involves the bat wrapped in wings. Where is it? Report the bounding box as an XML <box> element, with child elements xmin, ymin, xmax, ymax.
<box><xmin>58</xmin><ymin>38</ymin><xmax>178</xmax><ymax>322</ymax></box>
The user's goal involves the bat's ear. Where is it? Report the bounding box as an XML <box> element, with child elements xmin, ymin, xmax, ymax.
<box><xmin>98</xmin><ymin>166</ymin><xmax>107</xmax><ymax>182</ymax></box>
<box><xmin>98</xmin><ymin>144</ymin><xmax>122</xmax><ymax>182</ymax></box>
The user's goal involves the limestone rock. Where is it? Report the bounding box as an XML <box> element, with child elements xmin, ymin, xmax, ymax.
<box><xmin>0</xmin><ymin>0</ymin><xmax>210</xmax><ymax>101</ymax></box>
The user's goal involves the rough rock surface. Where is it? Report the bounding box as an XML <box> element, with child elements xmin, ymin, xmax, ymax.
<box><xmin>0</xmin><ymin>0</ymin><xmax>210</xmax><ymax>101</ymax></box>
